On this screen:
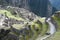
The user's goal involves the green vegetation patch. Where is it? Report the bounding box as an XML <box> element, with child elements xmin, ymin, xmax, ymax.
<box><xmin>0</xmin><ymin>9</ymin><xmax>24</xmax><ymax>21</ymax></box>
<box><xmin>12</xmin><ymin>24</ymin><xmax>24</xmax><ymax>30</ymax></box>
<box><xmin>45</xmin><ymin>31</ymin><xmax>60</xmax><ymax>40</ymax></box>
<box><xmin>40</xmin><ymin>22</ymin><xmax>49</xmax><ymax>36</ymax></box>
<box><xmin>52</xmin><ymin>16</ymin><xmax>60</xmax><ymax>30</ymax></box>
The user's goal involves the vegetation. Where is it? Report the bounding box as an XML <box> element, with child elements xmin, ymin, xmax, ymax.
<box><xmin>38</xmin><ymin>17</ymin><xmax>49</xmax><ymax>35</ymax></box>
<box><xmin>30</xmin><ymin>20</ymin><xmax>42</xmax><ymax>40</ymax></box>
<box><xmin>0</xmin><ymin>9</ymin><xmax>59</xmax><ymax>40</ymax></box>
<box><xmin>0</xmin><ymin>0</ymin><xmax>60</xmax><ymax>40</ymax></box>
<box><xmin>12</xmin><ymin>24</ymin><xmax>24</xmax><ymax>30</ymax></box>
<box><xmin>44</xmin><ymin>12</ymin><xmax>60</xmax><ymax>40</ymax></box>
<box><xmin>45</xmin><ymin>31</ymin><xmax>60</xmax><ymax>40</ymax></box>
<box><xmin>40</xmin><ymin>22</ymin><xmax>49</xmax><ymax>36</ymax></box>
<box><xmin>52</xmin><ymin>13</ymin><xmax>60</xmax><ymax>30</ymax></box>
<box><xmin>0</xmin><ymin>10</ymin><xmax>24</xmax><ymax>21</ymax></box>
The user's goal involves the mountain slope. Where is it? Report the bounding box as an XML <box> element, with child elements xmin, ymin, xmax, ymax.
<box><xmin>49</xmin><ymin>0</ymin><xmax>60</xmax><ymax>10</ymax></box>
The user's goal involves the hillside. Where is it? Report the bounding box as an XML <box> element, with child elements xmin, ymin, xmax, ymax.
<box><xmin>50</xmin><ymin>0</ymin><xmax>60</xmax><ymax>10</ymax></box>
<box><xmin>0</xmin><ymin>5</ymin><xmax>51</xmax><ymax>40</ymax></box>
<box><xmin>0</xmin><ymin>0</ymin><xmax>60</xmax><ymax>40</ymax></box>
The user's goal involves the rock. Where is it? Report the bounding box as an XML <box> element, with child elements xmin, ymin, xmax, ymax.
<box><xmin>6</xmin><ymin>6</ymin><xmax>38</xmax><ymax>21</ymax></box>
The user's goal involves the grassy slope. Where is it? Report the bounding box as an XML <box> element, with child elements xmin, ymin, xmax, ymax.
<box><xmin>0</xmin><ymin>10</ymin><xmax>24</xmax><ymax>21</ymax></box>
<box><xmin>30</xmin><ymin>21</ymin><xmax>42</xmax><ymax>40</ymax></box>
<box><xmin>52</xmin><ymin>16</ymin><xmax>60</xmax><ymax>30</ymax></box>
<box><xmin>39</xmin><ymin>17</ymin><xmax>49</xmax><ymax>35</ymax></box>
<box><xmin>45</xmin><ymin>16</ymin><xmax>60</xmax><ymax>40</ymax></box>
<box><xmin>40</xmin><ymin>23</ymin><xmax>48</xmax><ymax>36</ymax></box>
<box><xmin>45</xmin><ymin>31</ymin><xmax>60</xmax><ymax>40</ymax></box>
<box><xmin>30</xmin><ymin>18</ymin><xmax>49</xmax><ymax>40</ymax></box>
<box><xmin>12</xmin><ymin>24</ymin><xmax>24</xmax><ymax>30</ymax></box>
<box><xmin>0</xmin><ymin>9</ymin><xmax>49</xmax><ymax>40</ymax></box>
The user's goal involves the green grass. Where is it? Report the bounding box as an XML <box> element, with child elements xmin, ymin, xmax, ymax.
<box><xmin>52</xmin><ymin>16</ymin><xmax>60</xmax><ymax>30</ymax></box>
<box><xmin>0</xmin><ymin>9</ymin><xmax>50</xmax><ymax>40</ymax></box>
<box><xmin>39</xmin><ymin>17</ymin><xmax>46</xmax><ymax>23</ymax></box>
<box><xmin>12</xmin><ymin>24</ymin><xmax>24</xmax><ymax>30</ymax></box>
<box><xmin>45</xmin><ymin>16</ymin><xmax>60</xmax><ymax>40</ymax></box>
<box><xmin>40</xmin><ymin>22</ymin><xmax>49</xmax><ymax>36</ymax></box>
<box><xmin>30</xmin><ymin>20</ymin><xmax>42</xmax><ymax>40</ymax></box>
<box><xmin>38</xmin><ymin>17</ymin><xmax>49</xmax><ymax>36</ymax></box>
<box><xmin>31</xmin><ymin>18</ymin><xmax>49</xmax><ymax>36</ymax></box>
<box><xmin>11</xmin><ymin>24</ymin><xmax>25</xmax><ymax>36</ymax></box>
<box><xmin>45</xmin><ymin>31</ymin><xmax>60</xmax><ymax>40</ymax></box>
<box><xmin>0</xmin><ymin>9</ymin><xmax>24</xmax><ymax>21</ymax></box>
<box><xmin>52</xmin><ymin>31</ymin><xmax>60</xmax><ymax>40</ymax></box>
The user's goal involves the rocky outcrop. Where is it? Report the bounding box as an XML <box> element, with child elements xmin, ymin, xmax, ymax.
<box><xmin>6</xmin><ymin>6</ymin><xmax>37</xmax><ymax>21</ymax></box>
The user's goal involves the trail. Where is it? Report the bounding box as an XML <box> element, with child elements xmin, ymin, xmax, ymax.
<box><xmin>36</xmin><ymin>18</ymin><xmax>56</xmax><ymax>40</ymax></box>
<box><xmin>47</xmin><ymin>18</ymin><xmax>56</xmax><ymax>35</ymax></box>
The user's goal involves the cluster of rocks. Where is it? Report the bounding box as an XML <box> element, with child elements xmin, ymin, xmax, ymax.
<box><xmin>0</xmin><ymin>13</ymin><xmax>23</xmax><ymax>40</ymax></box>
<box><xmin>6</xmin><ymin>6</ymin><xmax>38</xmax><ymax>21</ymax></box>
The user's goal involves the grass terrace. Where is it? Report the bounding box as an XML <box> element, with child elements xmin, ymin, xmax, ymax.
<box><xmin>0</xmin><ymin>10</ymin><xmax>24</xmax><ymax>21</ymax></box>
